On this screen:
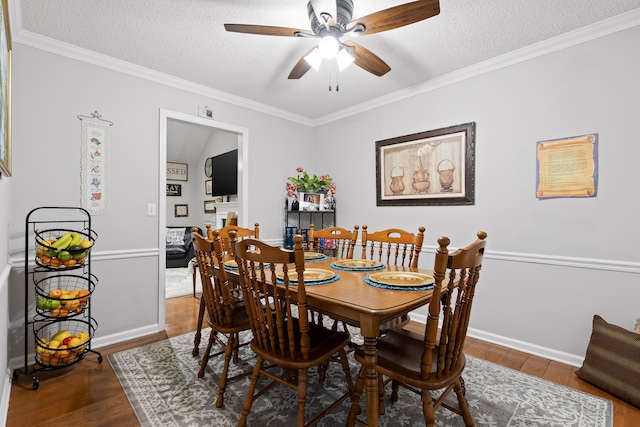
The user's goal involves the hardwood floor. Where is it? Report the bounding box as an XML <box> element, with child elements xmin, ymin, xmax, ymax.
<box><xmin>7</xmin><ymin>295</ymin><xmax>640</xmax><ymax>426</ymax></box>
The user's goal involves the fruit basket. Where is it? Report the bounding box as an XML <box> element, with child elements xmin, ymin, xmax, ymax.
<box><xmin>35</xmin><ymin>228</ymin><xmax>97</xmax><ymax>268</ymax></box>
<box><xmin>34</xmin><ymin>318</ymin><xmax>97</xmax><ymax>367</ymax></box>
<box><xmin>34</xmin><ymin>274</ymin><xmax>98</xmax><ymax>318</ymax></box>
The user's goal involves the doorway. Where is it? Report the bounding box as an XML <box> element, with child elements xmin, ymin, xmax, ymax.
<box><xmin>158</xmin><ymin>109</ymin><xmax>249</xmax><ymax>327</ymax></box>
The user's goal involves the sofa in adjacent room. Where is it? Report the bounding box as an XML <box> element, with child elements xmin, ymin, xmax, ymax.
<box><xmin>166</xmin><ymin>226</ymin><xmax>201</xmax><ymax>268</ymax></box>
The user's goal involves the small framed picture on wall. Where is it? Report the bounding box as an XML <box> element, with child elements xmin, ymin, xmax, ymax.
<box><xmin>166</xmin><ymin>183</ymin><xmax>182</xmax><ymax>196</ymax></box>
<box><xmin>175</xmin><ymin>204</ymin><xmax>188</xmax><ymax>217</ymax></box>
<box><xmin>205</xmin><ymin>180</ymin><xmax>212</xmax><ymax>195</ymax></box>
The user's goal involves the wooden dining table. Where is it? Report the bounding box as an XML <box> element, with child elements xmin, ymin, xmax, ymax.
<box><xmin>222</xmin><ymin>253</ymin><xmax>436</xmax><ymax>427</ymax></box>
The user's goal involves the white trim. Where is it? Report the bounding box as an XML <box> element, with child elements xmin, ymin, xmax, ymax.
<box><xmin>8</xmin><ymin>324</ymin><xmax>162</xmax><ymax>373</ymax></box>
<box><xmin>8</xmin><ymin>246</ymin><xmax>640</xmax><ymax>274</ymax></box>
<box><xmin>420</xmin><ymin>245</ymin><xmax>640</xmax><ymax>274</ymax></box>
<box><xmin>1</xmin><ymin>368</ymin><xmax>10</xmax><ymax>427</ymax></box>
<box><xmin>408</xmin><ymin>313</ymin><xmax>584</xmax><ymax>367</ymax></box>
<box><xmin>158</xmin><ymin>109</ymin><xmax>249</xmax><ymax>333</ymax></box>
<box><xmin>0</xmin><ymin>264</ymin><xmax>9</xmax><ymax>293</ymax></box>
<box><xmin>315</xmin><ymin>10</ymin><xmax>640</xmax><ymax>125</ymax></box>
<box><xmin>12</xmin><ymin>30</ymin><xmax>314</xmax><ymax>127</ymax></box>
<box><xmin>10</xmin><ymin>2</ymin><xmax>640</xmax><ymax>127</ymax></box>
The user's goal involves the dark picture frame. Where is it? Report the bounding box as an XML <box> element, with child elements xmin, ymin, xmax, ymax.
<box><xmin>204</xmin><ymin>200</ymin><xmax>216</xmax><ymax>214</ymax></box>
<box><xmin>174</xmin><ymin>204</ymin><xmax>188</xmax><ymax>217</ymax></box>
<box><xmin>166</xmin><ymin>183</ymin><xmax>182</xmax><ymax>196</ymax></box>
<box><xmin>376</xmin><ymin>122</ymin><xmax>476</xmax><ymax>206</ymax></box>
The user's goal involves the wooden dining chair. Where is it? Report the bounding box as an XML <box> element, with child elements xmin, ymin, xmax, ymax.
<box><xmin>360</xmin><ymin>225</ymin><xmax>426</xmax><ymax>332</ymax></box>
<box><xmin>206</xmin><ymin>222</ymin><xmax>260</xmax><ymax>254</ymax></box>
<box><xmin>191</xmin><ymin>229</ymin><xmax>253</xmax><ymax>408</ymax></box>
<box><xmin>360</xmin><ymin>225</ymin><xmax>425</xmax><ymax>268</ymax></box>
<box><xmin>231</xmin><ymin>232</ymin><xmax>354</xmax><ymax>427</ymax></box>
<box><xmin>308</xmin><ymin>224</ymin><xmax>359</xmax><ymax>258</ymax></box>
<box><xmin>193</xmin><ymin>223</ymin><xmax>259</xmax><ymax>356</ymax></box>
<box><xmin>347</xmin><ymin>231</ymin><xmax>488</xmax><ymax>427</ymax></box>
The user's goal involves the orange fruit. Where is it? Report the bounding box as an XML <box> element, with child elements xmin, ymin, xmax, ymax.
<box><xmin>49</xmin><ymin>258</ymin><xmax>61</xmax><ymax>268</ymax></box>
<box><xmin>40</xmin><ymin>254</ymin><xmax>52</xmax><ymax>264</ymax></box>
<box><xmin>63</xmin><ymin>259</ymin><xmax>77</xmax><ymax>267</ymax></box>
<box><xmin>77</xmin><ymin>289</ymin><xmax>90</xmax><ymax>303</ymax></box>
<box><xmin>49</xmin><ymin>289</ymin><xmax>63</xmax><ymax>299</ymax></box>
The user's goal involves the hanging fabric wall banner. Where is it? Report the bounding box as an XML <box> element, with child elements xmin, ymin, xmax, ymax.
<box><xmin>78</xmin><ymin>111</ymin><xmax>112</xmax><ymax>215</ymax></box>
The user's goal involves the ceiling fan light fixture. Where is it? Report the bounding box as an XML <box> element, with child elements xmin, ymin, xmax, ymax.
<box><xmin>337</xmin><ymin>48</ymin><xmax>355</xmax><ymax>71</ymax></box>
<box><xmin>318</xmin><ymin>35</ymin><xmax>340</xmax><ymax>58</ymax></box>
<box><xmin>304</xmin><ymin>48</ymin><xmax>323</xmax><ymax>71</ymax></box>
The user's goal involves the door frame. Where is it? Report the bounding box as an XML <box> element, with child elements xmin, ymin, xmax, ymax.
<box><xmin>157</xmin><ymin>108</ymin><xmax>249</xmax><ymax>327</ymax></box>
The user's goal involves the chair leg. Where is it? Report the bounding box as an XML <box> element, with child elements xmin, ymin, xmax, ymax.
<box><xmin>318</xmin><ymin>360</ymin><xmax>329</xmax><ymax>382</ymax></box>
<box><xmin>346</xmin><ymin>366</ymin><xmax>365</xmax><ymax>427</ymax></box>
<box><xmin>192</xmin><ymin>265</ymin><xmax>197</xmax><ymax>297</ymax></box>
<box><xmin>421</xmin><ymin>389</ymin><xmax>436</xmax><ymax>427</ymax></box>
<box><xmin>232</xmin><ymin>333</ymin><xmax>240</xmax><ymax>364</ymax></box>
<box><xmin>192</xmin><ymin>297</ymin><xmax>206</xmax><ymax>356</ymax></box>
<box><xmin>378</xmin><ymin>374</ymin><xmax>385</xmax><ymax>415</ymax></box>
<box><xmin>391</xmin><ymin>379</ymin><xmax>400</xmax><ymax>402</ymax></box>
<box><xmin>198</xmin><ymin>329</ymin><xmax>217</xmax><ymax>378</ymax></box>
<box><xmin>239</xmin><ymin>357</ymin><xmax>265</xmax><ymax>427</ymax></box>
<box><xmin>337</xmin><ymin>349</ymin><xmax>355</xmax><ymax>394</ymax></box>
<box><xmin>215</xmin><ymin>333</ymin><xmax>236</xmax><ymax>408</ymax></box>
<box><xmin>297</xmin><ymin>368</ymin><xmax>309</xmax><ymax>427</ymax></box>
<box><xmin>454</xmin><ymin>378</ymin><xmax>475</xmax><ymax>426</ymax></box>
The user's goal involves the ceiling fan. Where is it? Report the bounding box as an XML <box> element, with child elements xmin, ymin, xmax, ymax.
<box><xmin>224</xmin><ymin>0</ymin><xmax>440</xmax><ymax>79</ymax></box>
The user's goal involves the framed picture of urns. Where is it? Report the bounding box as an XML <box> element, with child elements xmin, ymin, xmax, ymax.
<box><xmin>376</xmin><ymin>122</ymin><xmax>476</xmax><ymax>206</ymax></box>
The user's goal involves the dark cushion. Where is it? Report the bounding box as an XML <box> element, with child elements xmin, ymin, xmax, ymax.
<box><xmin>575</xmin><ymin>315</ymin><xmax>640</xmax><ymax>408</ymax></box>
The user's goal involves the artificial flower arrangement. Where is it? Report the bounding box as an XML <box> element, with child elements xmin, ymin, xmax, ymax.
<box><xmin>286</xmin><ymin>167</ymin><xmax>336</xmax><ymax>196</ymax></box>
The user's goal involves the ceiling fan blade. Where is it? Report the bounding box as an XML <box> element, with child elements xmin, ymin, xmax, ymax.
<box><xmin>310</xmin><ymin>0</ymin><xmax>337</xmax><ymax>26</ymax></box>
<box><xmin>288</xmin><ymin>48</ymin><xmax>316</xmax><ymax>79</ymax></box>
<box><xmin>224</xmin><ymin>24</ymin><xmax>313</xmax><ymax>37</ymax></box>
<box><xmin>343</xmin><ymin>41</ymin><xmax>390</xmax><ymax>76</ymax></box>
<box><xmin>346</xmin><ymin>0</ymin><xmax>440</xmax><ymax>36</ymax></box>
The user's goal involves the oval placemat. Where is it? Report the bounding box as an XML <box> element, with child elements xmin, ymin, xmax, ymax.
<box><xmin>330</xmin><ymin>259</ymin><xmax>385</xmax><ymax>271</ymax></box>
<box><xmin>276</xmin><ymin>268</ymin><xmax>340</xmax><ymax>286</ymax></box>
<box><xmin>364</xmin><ymin>274</ymin><xmax>434</xmax><ymax>291</ymax></box>
<box><xmin>304</xmin><ymin>252</ymin><xmax>328</xmax><ymax>262</ymax></box>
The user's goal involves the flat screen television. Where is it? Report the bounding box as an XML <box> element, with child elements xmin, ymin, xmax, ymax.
<box><xmin>210</xmin><ymin>149</ymin><xmax>238</xmax><ymax>197</ymax></box>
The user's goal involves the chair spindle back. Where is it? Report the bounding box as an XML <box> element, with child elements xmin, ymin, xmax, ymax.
<box><xmin>361</xmin><ymin>225</ymin><xmax>425</xmax><ymax>268</ymax></box>
<box><xmin>424</xmin><ymin>231</ymin><xmax>487</xmax><ymax>380</ymax></box>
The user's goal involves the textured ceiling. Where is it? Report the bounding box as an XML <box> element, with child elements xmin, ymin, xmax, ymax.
<box><xmin>14</xmin><ymin>0</ymin><xmax>640</xmax><ymax>120</ymax></box>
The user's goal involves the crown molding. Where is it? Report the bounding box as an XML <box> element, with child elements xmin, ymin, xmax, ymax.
<box><xmin>314</xmin><ymin>8</ymin><xmax>640</xmax><ymax>126</ymax></box>
<box><xmin>9</xmin><ymin>1</ymin><xmax>640</xmax><ymax>128</ymax></box>
<box><xmin>12</xmin><ymin>31</ymin><xmax>315</xmax><ymax>127</ymax></box>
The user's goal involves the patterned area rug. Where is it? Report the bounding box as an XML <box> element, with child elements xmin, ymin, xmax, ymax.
<box><xmin>109</xmin><ymin>329</ymin><xmax>612</xmax><ymax>427</ymax></box>
<box><xmin>165</xmin><ymin>267</ymin><xmax>201</xmax><ymax>299</ymax></box>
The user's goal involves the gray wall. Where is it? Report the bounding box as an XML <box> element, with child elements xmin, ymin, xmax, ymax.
<box><xmin>314</xmin><ymin>25</ymin><xmax>640</xmax><ymax>361</ymax></box>
<box><xmin>1</xmin><ymin>16</ymin><xmax>639</xmax><ymax>419</ymax></box>
<box><xmin>2</xmin><ymin>42</ymin><xmax>315</xmax><ymax>410</ymax></box>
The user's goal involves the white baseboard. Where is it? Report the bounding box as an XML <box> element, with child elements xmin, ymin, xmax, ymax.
<box><xmin>1</xmin><ymin>367</ymin><xmax>11</xmax><ymax>427</ymax></box>
<box><xmin>8</xmin><ymin>324</ymin><xmax>162</xmax><ymax>371</ymax></box>
<box><xmin>409</xmin><ymin>312</ymin><xmax>584</xmax><ymax>368</ymax></box>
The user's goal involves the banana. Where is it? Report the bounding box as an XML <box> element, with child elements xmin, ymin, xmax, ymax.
<box><xmin>69</xmin><ymin>232</ymin><xmax>83</xmax><ymax>247</ymax></box>
<box><xmin>51</xmin><ymin>233</ymin><xmax>73</xmax><ymax>249</ymax></box>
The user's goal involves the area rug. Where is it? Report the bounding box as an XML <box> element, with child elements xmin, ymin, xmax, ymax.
<box><xmin>109</xmin><ymin>329</ymin><xmax>612</xmax><ymax>427</ymax></box>
<box><xmin>165</xmin><ymin>267</ymin><xmax>201</xmax><ymax>298</ymax></box>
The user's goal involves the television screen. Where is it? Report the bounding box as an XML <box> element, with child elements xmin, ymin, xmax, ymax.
<box><xmin>210</xmin><ymin>150</ymin><xmax>238</xmax><ymax>196</ymax></box>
